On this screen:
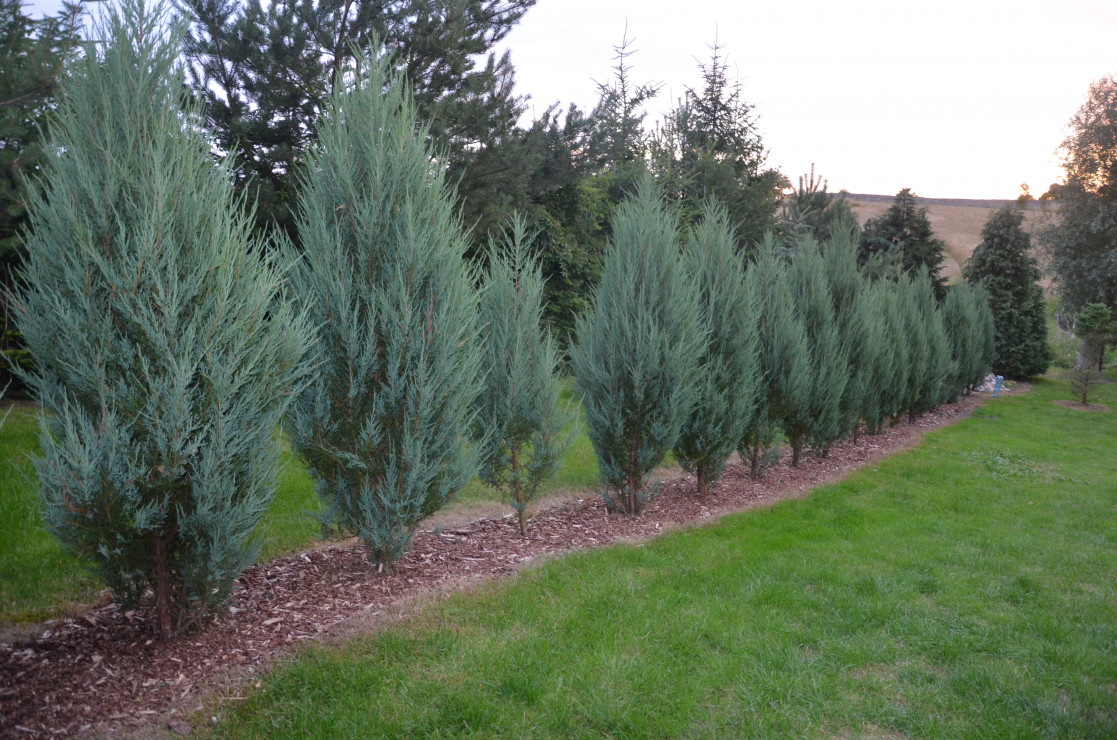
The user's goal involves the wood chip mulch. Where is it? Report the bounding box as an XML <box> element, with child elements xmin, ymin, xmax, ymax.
<box><xmin>0</xmin><ymin>397</ymin><xmax>980</xmax><ymax>738</ymax></box>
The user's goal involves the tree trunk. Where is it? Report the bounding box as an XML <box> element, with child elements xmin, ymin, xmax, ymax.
<box><xmin>697</xmin><ymin>465</ymin><xmax>708</xmax><ymax>498</ymax></box>
<box><xmin>152</xmin><ymin>532</ymin><xmax>174</xmax><ymax>641</ymax></box>
<box><xmin>512</xmin><ymin>444</ymin><xmax>526</xmax><ymax>537</ymax></box>
<box><xmin>791</xmin><ymin>438</ymin><xmax>803</xmax><ymax>467</ymax></box>
<box><xmin>627</xmin><ymin>438</ymin><xmax>639</xmax><ymax>514</ymax></box>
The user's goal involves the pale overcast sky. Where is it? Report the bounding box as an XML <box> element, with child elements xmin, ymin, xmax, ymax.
<box><xmin>27</xmin><ymin>0</ymin><xmax>1117</xmax><ymax>199</ymax></box>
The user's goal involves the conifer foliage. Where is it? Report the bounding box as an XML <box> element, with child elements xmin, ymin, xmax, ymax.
<box><xmin>475</xmin><ymin>216</ymin><xmax>574</xmax><ymax>536</ymax></box>
<box><xmin>673</xmin><ymin>203</ymin><xmax>760</xmax><ymax>497</ymax></box>
<box><xmin>11</xmin><ymin>0</ymin><xmax>312</xmax><ymax>640</ymax></box>
<box><xmin>964</xmin><ymin>206</ymin><xmax>1051</xmax><ymax>379</ymax></box>
<box><xmin>286</xmin><ymin>53</ymin><xmax>482</xmax><ymax>569</ymax></box>
<box><xmin>571</xmin><ymin>179</ymin><xmax>703</xmax><ymax>514</ymax></box>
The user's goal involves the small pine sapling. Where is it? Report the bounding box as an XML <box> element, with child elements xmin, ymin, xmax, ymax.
<box><xmin>287</xmin><ymin>52</ymin><xmax>482</xmax><ymax>570</ymax></box>
<box><xmin>1070</xmin><ymin>303</ymin><xmax>1114</xmax><ymax>404</ymax></box>
<box><xmin>673</xmin><ymin>203</ymin><xmax>761</xmax><ymax>497</ymax></box>
<box><xmin>571</xmin><ymin>178</ymin><xmax>704</xmax><ymax>514</ymax></box>
<box><xmin>10</xmin><ymin>0</ymin><xmax>312</xmax><ymax>639</ymax></box>
<box><xmin>475</xmin><ymin>216</ymin><xmax>575</xmax><ymax>535</ymax></box>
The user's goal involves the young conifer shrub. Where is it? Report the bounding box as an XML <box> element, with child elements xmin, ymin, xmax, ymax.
<box><xmin>858</xmin><ymin>283</ymin><xmax>894</xmax><ymax>435</ymax></box>
<box><xmin>873</xmin><ymin>282</ymin><xmax>911</xmax><ymax>429</ymax></box>
<box><xmin>571</xmin><ymin>178</ymin><xmax>703</xmax><ymax>514</ymax></box>
<box><xmin>739</xmin><ymin>237</ymin><xmax>811</xmax><ymax>478</ymax></box>
<box><xmin>787</xmin><ymin>237</ymin><xmax>849</xmax><ymax>463</ymax></box>
<box><xmin>906</xmin><ymin>268</ymin><xmax>951</xmax><ymax>416</ymax></box>
<box><xmin>10</xmin><ymin>0</ymin><xmax>311</xmax><ymax>639</ymax></box>
<box><xmin>286</xmin><ymin>52</ymin><xmax>482</xmax><ymax>569</ymax></box>
<box><xmin>673</xmin><ymin>203</ymin><xmax>760</xmax><ymax>497</ymax></box>
<box><xmin>941</xmin><ymin>282</ymin><xmax>992</xmax><ymax>401</ymax></box>
<box><xmin>820</xmin><ymin>228</ymin><xmax>873</xmax><ymax>442</ymax></box>
<box><xmin>475</xmin><ymin>216</ymin><xmax>574</xmax><ymax>536</ymax></box>
<box><xmin>970</xmin><ymin>284</ymin><xmax>997</xmax><ymax>389</ymax></box>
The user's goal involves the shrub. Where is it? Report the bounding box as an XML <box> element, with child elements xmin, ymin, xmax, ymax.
<box><xmin>475</xmin><ymin>216</ymin><xmax>574</xmax><ymax>535</ymax></box>
<box><xmin>286</xmin><ymin>52</ymin><xmax>482</xmax><ymax>569</ymax></box>
<box><xmin>571</xmin><ymin>178</ymin><xmax>703</xmax><ymax>514</ymax></box>
<box><xmin>10</xmin><ymin>0</ymin><xmax>311</xmax><ymax>639</ymax></box>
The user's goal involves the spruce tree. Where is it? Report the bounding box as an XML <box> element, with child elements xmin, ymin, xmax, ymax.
<box><xmin>286</xmin><ymin>52</ymin><xmax>482</xmax><ymax>569</ymax></box>
<box><xmin>11</xmin><ymin>0</ymin><xmax>311</xmax><ymax>640</ymax></box>
<box><xmin>786</xmin><ymin>237</ymin><xmax>848</xmax><ymax>463</ymax></box>
<box><xmin>475</xmin><ymin>215</ymin><xmax>574</xmax><ymax>536</ymax></box>
<box><xmin>571</xmin><ymin>178</ymin><xmax>703</xmax><ymax>514</ymax></box>
<box><xmin>739</xmin><ymin>237</ymin><xmax>811</xmax><ymax>477</ymax></box>
<box><xmin>673</xmin><ymin>202</ymin><xmax>760</xmax><ymax>497</ymax></box>
<box><xmin>963</xmin><ymin>205</ymin><xmax>1051</xmax><ymax>378</ymax></box>
<box><xmin>859</xmin><ymin>188</ymin><xmax>948</xmax><ymax>298</ymax></box>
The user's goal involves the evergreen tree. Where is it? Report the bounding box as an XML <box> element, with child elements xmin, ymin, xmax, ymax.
<box><xmin>179</xmin><ymin>0</ymin><xmax>537</xmax><ymax>243</ymax></box>
<box><xmin>1</xmin><ymin>0</ymin><xmax>84</xmax><ymax>394</ymax></box>
<box><xmin>475</xmin><ymin>215</ymin><xmax>574</xmax><ymax>536</ymax></box>
<box><xmin>739</xmin><ymin>237</ymin><xmax>811</xmax><ymax>477</ymax></box>
<box><xmin>650</xmin><ymin>40</ymin><xmax>783</xmax><ymax>250</ymax></box>
<box><xmin>673</xmin><ymin>202</ymin><xmax>760</xmax><ymax>497</ymax></box>
<box><xmin>902</xmin><ymin>269</ymin><xmax>951</xmax><ymax>418</ymax></box>
<box><xmin>786</xmin><ymin>237</ymin><xmax>848</xmax><ymax>463</ymax></box>
<box><xmin>873</xmin><ymin>282</ymin><xmax>911</xmax><ymax>429</ymax></box>
<box><xmin>820</xmin><ymin>227</ymin><xmax>875</xmax><ymax>442</ymax></box>
<box><xmin>587</xmin><ymin>26</ymin><xmax>659</xmax><ymax>182</ymax></box>
<box><xmin>940</xmin><ymin>284</ymin><xmax>978</xmax><ymax>402</ymax></box>
<box><xmin>286</xmin><ymin>52</ymin><xmax>482</xmax><ymax>569</ymax></box>
<box><xmin>859</xmin><ymin>188</ymin><xmax>947</xmax><ymax>297</ymax></box>
<box><xmin>963</xmin><ymin>205</ymin><xmax>1051</xmax><ymax>378</ymax></box>
<box><xmin>782</xmin><ymin>166</ymin><xmax>860</xmax><ymax>244</ymax></box>
<box><xmin>11</xmin><ymin>0</ymin><xmax>311</xmax><ymax>640</ymax></box>
<box><xmin>858</xmin><ymin>282</ymin><xmax>895</xmax><ymax>435</ymax></box>
<box><xmin>571</xmin><ymin>178</ymin><xmax>703</xmax><ymax>514</ymax></box>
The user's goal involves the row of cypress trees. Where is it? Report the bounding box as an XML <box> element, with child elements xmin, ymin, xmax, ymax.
<box><xmin>11</xmin><ymin>1</ymin><xmax>995</xmax><ymax>638</ymax></box>
<box><xmin>572</xmin><ymin>185</ymin><xmax>995</xmax><ymax>513</ymax></box>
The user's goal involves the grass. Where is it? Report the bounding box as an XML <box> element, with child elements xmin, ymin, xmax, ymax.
<box><xmin>0</xmin><ymin>381</ymin><xmax>602</xmax><ymax>624</ymax></box>
<box><xmin>209</xmin><ymin>372</ymin><xmax>1117</xmax><ymax>739</ymax></box>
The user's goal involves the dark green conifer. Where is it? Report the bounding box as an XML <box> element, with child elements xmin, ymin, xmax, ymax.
<box><xmin>571</xmin><ymin>179</ymin><xmax>704</xmax><ymax>514</ymax></box>
<box><xmin>11</xmin><ymin>0</ymin><xmax>311</xmax><ymax>639</ymax></box>
<box><xmin>475</xmin><ymin>216</ymin><xmax>574</xmax><ymax>536</ymax></box>
<box><xmin>286</xmin><ymin>52</ymin><xmax>482</xmax><ymax>569</ymax></box>
<box><xmin>963</xmin><ymin>205</ymin><xmax>1052</xmax><ymax>378</ymax></box>
<box><xmin>673</xmin><ymin>202</ymin><xmax>761</xmax><ymax>497</ymax></box>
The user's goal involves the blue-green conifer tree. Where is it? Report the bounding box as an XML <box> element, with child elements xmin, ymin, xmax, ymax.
<box><xmin>673</xmin><ymin>202</ymin><xmax>760</xmax><ymax>497</ymax></box>
<box><xmin>787</xmin><ymin>237</ymin><xmax>848</xmax><ymax>463</ymax></box>
<box><xmin>571</xmin><ymin>179</ymin><xmax>704</xmax><ymax>514</ymax></box>
<box><xmin>286</xmin><ymin>52</ymin><xmax>482</xmax><ymax>569</ymax></box>
<box><xmin>739</xmin><ymin>237</ymin><xmax>810</xmax><ymax>477</ymax></box>
<box><xmin>11</xmin><ymin>0</ymin><xmax>311</xmax><ymax>639</ymax></box>
<box><xmin>475</xmin><ymin>215</ymin><xmax>574</xmax><ymax>536</ymax></box>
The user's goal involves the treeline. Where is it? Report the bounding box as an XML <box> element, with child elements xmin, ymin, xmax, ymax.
<box><xmin>10</xmin><ymin>1</ymin><xmax>999</xmax><ymax>640</ymax></box>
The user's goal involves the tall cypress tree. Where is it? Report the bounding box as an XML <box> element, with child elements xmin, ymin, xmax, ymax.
<box><xmin>673</xmin><ymin>202</ymin><xmax>760</xmax><ymax>497</ymax></box>
<box><xmin>11</xmin><ymin>0</ymin><xmax>311</xmax><ymax>640</ymax></box>
<box><xmin>858</xmin><ymin>282</ymin><xmax>895</xmax><ymax>436</ymax></box>
<box><xmin>963</xmin><ymin>205</ymin><xmax>1051</xmax><ymax>378</ymax></box>
<box><xmin>571</xmin><ymin>178</ymin><xmax>703</xmax><ymax>514</ymax></box>
<box><xmin>821</xmin><ymin>227</ymin><xmax>874</xmax><ymax>442</ymax></box>
<box><xmin>739</xmin><ymin>237</ymin><xmax>810</xmax><ymax>477</ymax></box>
<box><xmin>873</xmin><ymin>282</ymin><xmax>911</xmax><ymax>429</ymax></box>
<box><xmin>475</xmin><ymin>215</ymin><xmax>574</xmax><ymax>536</ymax></box>
<box><xmin>786</xmin><ymin>237</ymin><xmax>848</xmax><ymax>463</ymax></box>
<box><xmin>286</xmin><ymin>52</ymin><xmax>482</xmax><ymax>569</ymax></box>
<box><xmin>941</xmin><ymin>282</ymin><xmax>994</xmax><ymax>401</ymax></box>
<box><xmin>902</xmin><ymin>269</ymin><xmax>951</xmax><ymax>419</ymax></box>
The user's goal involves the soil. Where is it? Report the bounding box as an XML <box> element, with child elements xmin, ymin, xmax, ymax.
<box><xmin>0</xmin><ymin>396</ymin><xmax>980</xmax><ymax>738</ymax></box>
<box><xmin>1052</xmin><ymin>399</ymin><xmax>1109</xmax><ymax>412</ymax></box>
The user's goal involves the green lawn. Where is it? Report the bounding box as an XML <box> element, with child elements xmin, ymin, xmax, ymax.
<box><xmin>0</xmin><ymin>382</ymin><xmax>601</xmax><ymax>624</ymax></box>
<box><xmin>209</xmin><ymin>372</ymin><xmax>1117</xmax><ymax>739</ymax></box>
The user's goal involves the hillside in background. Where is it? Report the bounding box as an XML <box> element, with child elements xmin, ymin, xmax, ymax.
<box><xmin>846</xmin><ymin>195</ymin><xmax>1051</xmax><ymax>286</ymax></box>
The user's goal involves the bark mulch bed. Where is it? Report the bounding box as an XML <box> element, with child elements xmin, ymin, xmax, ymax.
<box><xmin>1</xmin><ymin>397</ymin><xmax>979</xmax><ymax>738</ymax></box>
